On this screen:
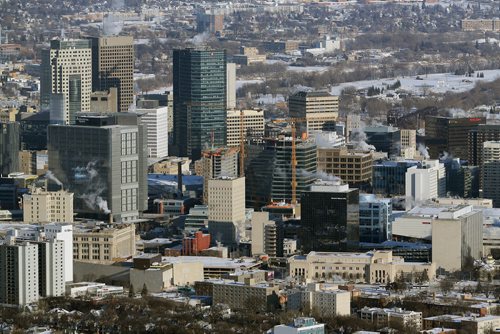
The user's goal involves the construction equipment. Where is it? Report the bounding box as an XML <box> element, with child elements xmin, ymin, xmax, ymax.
<box><xmin>289</xmin><ymin>117</ymin><xmax>306</xmax><ymax>205</ymax></box>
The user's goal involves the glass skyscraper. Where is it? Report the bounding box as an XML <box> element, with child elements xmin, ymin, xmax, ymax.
<box><xmin>173</xmin><ymin>49</ymin><xmax>227</xmax><ymax>160</ymax></box>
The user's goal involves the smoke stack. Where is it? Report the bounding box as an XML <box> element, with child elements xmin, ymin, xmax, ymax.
<box><xmin>109</xmin><ymin>213</ymin><xmax>113</xmax><ymax>225</ymax></box>
<box><xmin>177</xmin><ymin>161</ymin><xmax>183</xmax><ymax>197</ymax></box>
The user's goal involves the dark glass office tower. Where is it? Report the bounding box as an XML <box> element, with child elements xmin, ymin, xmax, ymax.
<box><xmin>173</xmin><ymin>49</ymin><xmax>227</xmax><ymax>160</ymax></box>
<box><xmin>0</xmin><ymin>122</ymin><xmax>20</xmax><ymax>176</ymax></box>
<box><xmin>300</xmin><ymin>182</ymin><xmax>359</xmax><ymax>252</ymax></box>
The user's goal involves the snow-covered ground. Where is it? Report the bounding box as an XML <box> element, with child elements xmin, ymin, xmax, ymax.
<box><xmin>330</xmin><ymin>69</ymin><xmax>500</xmax><ymax>96</ymax></box>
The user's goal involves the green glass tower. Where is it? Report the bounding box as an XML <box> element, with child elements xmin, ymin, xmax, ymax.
<box><xmin>173</xmin><ymin>49</ymin><xmax>227</xmax><ymax>160</ymax></box>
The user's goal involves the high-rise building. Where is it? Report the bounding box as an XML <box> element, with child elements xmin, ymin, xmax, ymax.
<box><xmin>195</xmin><ymin>147</ymin><xmax>239</xmax><ymax>203</ymax></box>
<box><xmin>89</xmin><ymin>36</ymin><xmax>134</xmax><ymax>113</ymax></box>
<box><xmin>0</xmin><ymin>122</ymin><xmax>19</xmax><ymax>176</ymax></box>
<box><xmin>40</xmin><ymin>39</ymin><xmax>92</xmax><ymax>124</ymax></box>
<box><xmin>405</xmin><ymin>160</ymin><xmax>446</xmax><ymax>209</ymax></box>
<box><xmin>36</xmin><ymin>239</ymin><xmax>65</xmax><ymax>298</ymax></box>
<box><xmin>226</xmin><ymin>63</ymin><xmax>236</xmax><ymax>109</ymax></box>
<box><xmin>44</xmin><ymin>223</ymin><xmax>74</xmax><ymax>283</ymax></box>
<box><xmin>300</xmin><ymin>181</ymin><xmax>359</xmax><ymax>252</ymax></box>
<box><xmin>364</xmin><ymin>125</ymin><xmax>401</xmax><ymax>158</ymax></box>
<box><xmin>359</xmin><ymin>194</ymin><xmax>392</xmax><ymax>244</ymax></box>
<box><xmin>468</xmin><ymin>124</ymin><xmax>500</xmax><ymax>166</ymax></box>
<box><xmin>372</xmin><ymin>160</ymin><xmax>420</xmax><ymax>196</ymax></box>
<box><xmin>400</xmin><ymin>129</ymin><xmax>417</xmax><ymax>151</ymax></box>
<box><xmin>445</xmin><ymin>158</ymin><xmax>479</xmax><ymax>198</ymax></box>
<box><xmin>23</xmin><ymin>189</ymin><xmax>74</xmax><ymax>224</ymax></box>
<box><xmin>245</xmin><ymin>138</ymin><xmax>317</xmax><ymax>208</ymax></box>
<box><xmin>288</xmin><ymin>91</ymin><xmax>339</xmax><ymax>134</ymax></box>
<box><xmin>90</xmin><ymin>88</ymin><xmax>118</xmax><ymax>113</ymax></box>
<box><xmin>137</xmin><ymin>106</ymin><xmax>169</xmax><ymax>158</ymax></box>
<box><xmin>425</xmin><ymin>116</ymin><xmax>485</xmax><ymax>160</ymax></box>
<box><xmin>345</xmin><ymin>114</ymin><xmax>361</xmax><ymax>143</ymax></box>
<box><xmin>173</xmin><ymin>49</ymin><xmax>227</xmax><ymax>159</ymax></box>
<box><xmin>48</xmin><ymin>113</ymin><xmax>147</xmax><ymax>222</ymax></box>
<box><xmin>196</xmin><ymin>12</ymin><xmax>224</xmax><ymax>34</ymax></box>
<box><xmin>432</xmin><ymin>205</ymin><xmax>483</xmax><ymax>272</ymax></box>
<box><xmin>482</xmin><ymin>141</ymin><xmax>500</xmax><ymax>207</ymax></box>
<box><xmin>251</xmin><ymin>212</ymin><xmax>282</xmax><ymax>257</ymax></box>
<box><xmin>316</xmin><ymin>147</ymin><xmax>373</xmax><ymax>189</ymax></box>
<box><xmin>226</xmin><ymin>109</ymin><xmax>265</xmax><ymax>147</ymax></box>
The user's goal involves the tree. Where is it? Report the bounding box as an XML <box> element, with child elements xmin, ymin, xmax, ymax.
<box><xmin>141</xmin><ymin>283</ymin><xmax>148</xmax><ymax>297</ymax></box>
<box><xmin>440</xmin><ymin>278</ymin><xmax>455</xmax><ymax>295</ymax></box>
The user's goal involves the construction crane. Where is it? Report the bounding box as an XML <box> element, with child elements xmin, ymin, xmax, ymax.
<box><xmin>289</xmin><ymin>117</ymin><xmax>306</xmax><ymax>205</ymax></box>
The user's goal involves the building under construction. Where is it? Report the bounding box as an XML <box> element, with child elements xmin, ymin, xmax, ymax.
<box><xmin>245</xmin><ymin>137</ymin><xmax>317</xmax><ymax>209</ymax></box>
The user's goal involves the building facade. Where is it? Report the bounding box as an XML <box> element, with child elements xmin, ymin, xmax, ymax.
<box><xmin>288</xmin><ymin>91</ymin><xmax>339</xmax><ymax>134</ymax></box>
<box><xmin>482</xmin><ymin>141</ymin><xmax>500</xmax><ymax>207</ymax></box>
<box><xmin>405</xmin><ymin>160</ymin><xmax>446</xmax><ymax>209</ymax></box>
<box><xmin>0</xmin><ymin>122</ymin><xmax>19</xmax><ymax>176</ymax></box>
<box><xmin>226</xmin><ymin>109</ymin><xmax>265</xmax><ymax>147</ymax></box>
<box><xmin>137</xmin><ymin>106</ymin><xmax>169</xmax><ymax>158</ymax></box>
<box><xmin>359</xmin><ymin>194</ymin><xmax>392</xmax><ymax>244</ymax></box>
<box><xmin>22</xmin><ymin>189</ymin><xmax>74</xmax><ymax>224</ymax></box>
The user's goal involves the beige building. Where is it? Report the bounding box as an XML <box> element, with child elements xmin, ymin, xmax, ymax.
<box><xmin>212</xmin><ymin>279</ymin><xmax>280</xmax><ymax>311</ymax></box>
<box><xmin>89</xmin><ymin>36</ymin><xmax>134</xmax><ymax>112</ymax></box>
<box><xmin>400</xmin><ymin>129</ymin><xmax>416</xmax><ymax>150</ymax></box>
<box><xmin>89</xmin><ymin>88</ymin><xmax>118</xmax><ymax>113</ymax></box>
<box><xmin>251</xmin><ymin>212</ymin><xmax>278</xmax><ymax>256</ymax></box>
<box><xmin>288</xmin><ymin>250</ymin><xmax>436</xmax><ymax>284</ymax></box>
<box><xmin>359</xmin><ymin>307</ymin><xmax>422</xmax><ymax>331</ymax></box>
<box><xmin>288</xmin><ymin>91</ymin><xmax>339</xmax><ymax>134</ymax></box>
<box><xmin>23</xmin><ymin>189</ymin><xmax>74</xmax><ymax>224</ymax></box>
<box><xmin>149</xmin><ymin>157</ymin><xmax>191</xmax><ymax>174</ymax></box>
<box><xmin>287</xmin><ymin>283</ymin><xmax>351</xmax><ymax>317</ymax></box>
<box><xmin>345</xmin><ymin>114</ymin><xmax>361</xmax><ymax>143</ymax></box>
<box><xmin>73</xmin><ymin>223</ymin><xmax>136</xmax><ymax>264</ymax></box>
<box><xmin>462</xmin><ymin>19</ymin><xmax>500</xmax><ymax>32</ymax></box>
<box><xmin>317</xmin><ymin>147</ymin><xmax>373</xmax><ymax>186</ymax></box>
<box><xmin>432</xmin><ymin>205</ymin><xmax>483</xmax><ymax>272</ymax></box>
<box><xmin>226</xmin><ymin>109</ymin><xmax>265</xmax><ymax>147</ymax></box>
<box><xmin>19</xmin><ymin>150</ymin><xmax>37</xmax><ymax>175</ymax></box>
<box><xmin>207</xmin><ymin>177</ymin><xmax>245</xmax><ymax>223</ymax></box>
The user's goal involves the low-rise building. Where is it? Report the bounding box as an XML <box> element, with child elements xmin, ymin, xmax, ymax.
<box><xmin>359</xmin><ymin>307</ymin><xmax>422</xmax><ymax>331</ymax></box>
<box><xmin>212</xmin><ymin>279</ymin><xmax>280</xmax><ymax>311</ymax></box>
<box><xmin>267</xmin><ymin>317</ymin><xmax>325</xmax><ymax>334</ymax></box>
<box><xmin>288</xmin><ymin>250</ymin><xmax>435</xmax><ymax>284</ymax></box>
<box><xmin>287</xmin><ymin>283</ymin><xmax>350</xmax><ymax>317</ymax></box>
<box><xmin>424</xmin><ymin>314</ymin><xmax>500</xmax><ymax>334</ymax></box>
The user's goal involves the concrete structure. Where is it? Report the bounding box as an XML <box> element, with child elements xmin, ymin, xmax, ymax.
<box><xmin>468</xmin><ymin>124</ymin><xmax>500</xmax><ymax>166</ymax></box>
<box><xmin>405</xmin><ymin>160</ymin><xmax>446</xmax><ymax>209</ymax></box>
<box><xmin>359</xmin><ymin>194</ymin><xmax>392</xmax><ymax>243</ymax></box>
<box><xmin>48</xmin><ymin>113</ymin><xmax>148</xmax><ymax>222</ymax></box>
<box><xmin>195</xmin><ymin>147</ymin><xmax>239</xmax><ymax>203</ymax></box>
<box><xmin>287</xmin><ymin>283</ymin><xmax>350</xmax><ymax>317</ymax></box>
<box><xmin>137</xmin><ymin>106</ymin><xmax>169</xmax><ymax>158</ymax></box>
<box><xmin>40</xmin><ymin>39</ymin><xmax>92</xmax><ymax>124</ymax></box>
<box><xmin>359</xmin><ymin>307</ymin><xmax>422</xmax><ymax>331</ymax></box>
<box><xmin>365</xmin><ymin>125</ymin><xmax>401</xmax><ymax>158</ymax></box>
<box><xmin>432</xmin><ymin>205</ymin><xmax>483</xmax><ymax>272</ymax></box>
<box><xmin>251</xmin><ymin>212</ymin><xmax>281</xmax><ymax>257</ymax></box>
<box><xmin>212</xmin><ymin>279</ymin><xmax>280</xmax><ymax>311</ymax></box>
<box><xmin>288</xmin><ymin>250</ymin><xmax>436</xmax><ymax>284</ymax></box>
<box><xmin>317</xmin><ymin>147</ymin><xmax>373</xmax><ymax>188</ymax></box>
<box><xmin>66</xmin><ymin>282</ymin><xmax>123</xmax><ymax>298</ymax></box>
<box><xmin>44</xmin><ymin>223</ymin><xmax>74</xmax><ymax>283</ymax></box>
<box><xmin>373</xmin><ymin>160</ymin><xmax>420</xmax><ymax>196</ymax></box>
<box><xmin>345</xmin><ymin>114</ymin><xmax>361</xmax><ymax>143</ymax></box>
<box><xmin>226</xmin><ymin>109</ymin><xmax>265</xmax><ymax>147</ymax></box>
<box><xmin>269</xmin><ymin>317</ymin><xmax>325</xmax><ymax>334</ymax></box>
<box><xmin>300</xmin><ymin>181</ymin><xmax>359</xmax><ymax>251</ymax></box>
<box><xmin>73</xmin><ymin>222</ymin><xmax>136</xmax><ymax>264</ymax></box>
<box><xmin>424</xmin><ymin>314</ymin><xmax>500</xmax><ymax>334</ymax></box>
<box><xmin>0</xmin><ymin>122</ymin><xmax>19</xmax><ymax>176</ymax></box>
<box><xmin>90</xmin><ymin>88</ymin><xmax>118</xmax><ymax>113</ymax></box>
<box><xmin>22</xmin><ymin>189</ymin><xmax>74</xmax><ymax>224</ymax></box>
<box><xmin>149</xmin><ymin>157</ymin><xmax>191</xmax><ymax>174</ymax></box>
<box><xmin>226</xmin><ymin>63</ymin><xmax>236</xmax><ymax>109</ymax></box>
<box><xmin>288</xmin><ymin>91</ymin><xmax>339</xmax><ymax>134</ymax></box>
<box><xmin>482</xmin><ymin>141</ymin><xmax>500</xmax><ymax>207</ymax></box>
<box><xmin>89</xmin><ymin>36</ymin><xmax>134</xmax><ymax>113</ymax></box>
<box><xmin>400</xmin><ymin>129</ymin><xmax>417</xmax><ymax>151</ymax></box>
<box><xmin>173</xmin><ymin>48</ymin><xmax>226</xmax><ymax>159</ymax></box>
<box><xmin>182</xmin><ymin>231</ymin><xmax>211</xmax><ymax>255</ymax></box>
<box><xmin>232</xmin><ymin>46</ymin><xmax>267</xmax><ymax>66</ymax></box>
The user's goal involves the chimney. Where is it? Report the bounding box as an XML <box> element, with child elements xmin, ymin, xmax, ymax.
<box><xmin>177</xmin><ymin>161</ymin><xmax>183</xmax><ymax>197</ymax></box>
<box><xmin>109</xmin><ymin>213</ymin><xmax>113</xmax><ymax>225</ymax></box>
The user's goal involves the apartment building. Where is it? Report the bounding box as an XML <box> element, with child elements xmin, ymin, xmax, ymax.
<box><xmin>287</xmin><ymin>283</ymin><xmax>351</xmax><ymax>318</ymax></box>
<box><xmin>212</xmin><ymin>279</ymin><xmax>280</xmax><ymax>311</ymax></box>
<box><xmin>359</xmin><ymin>307</ymin><xmax>422</xmax><ymax>331</ymax></box>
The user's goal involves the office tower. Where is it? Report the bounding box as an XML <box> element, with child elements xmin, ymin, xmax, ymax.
<box><xmin>44</xmin><ymin>223</ymin><xmax>73</xmax><ymax>283</ymax></box>
<box><xmin>23</xmin><ymin>189</ymin><xmax>74</xmax><ymax>224</ymax></box>
<box><xmin>137</xmin><ymin>106</ymin><xmax>169</xmax><ymax>158</ymax></box>
<box><xmin>364</xmin><ymin>125</ymin><xmax>401</xmax><ymax>157</ymax></box>
<box><xmin>468</xmin><ymin>124</ymin><xmax>500</xmax><ymax>166</ymax></box>
<box><xmin>48</xmin><ymin>113</ymin><xmax>147</xmax><ymax>222</ymax></box>
<box><xmin>173</xmin><ymin>48</ymin><xmax>227</xmax><ymax>159</ymax></box>
<box><xmin>345</xmin><ymin>114</ymin><xmax>361</xmax><ymax>143</ymax></box>
<box><xmin>288</xmin><ymin>91</ymin><xmax>339</xmax><ymax>134</ymax></box>
<box><xmin>245</xmin><ymin>138</ymin><xmax>317</xmax><ymax>209</ymax></box>
<box><xmin>300</xmin><ymin>181</ymin><xmax>359</xmax><ymax>252</ymax></box>
<box><xmin>18</xmin><ymin>150</ymin><xmax>37</xmax><ymax>175</ymax></box>
<box><xmin>89</xmin><ymin>36</ymin><xmax>134</xmax><ymax>113</ymax></box>
<box><xmin>17</xmin><ymin>112</ymin><xmax>50</xmax><ymax>151</ymax></box>
<box><xmin>445</xmin><ymin>158</ymin><xmax>479</xmax><ymax>198</ymax></box>
<box><xmin>226</xmin><ymin>63</ymin><xmax>236</xmax><ymax>109</ymax></box>
<box><xmin>316</xmin><ymin>147</ymin><xmax>373</xmax><ymax>189</ymax></box>
<box><xmin>432</xmin><ymin>205</ymin><xmax>482</xmax><ymax>272</ymax></box>
<box><xmin>482</xmin><ymin>141</ymin><xmax>500</xmax><ymax>207</ymax></box>
<box><xmin>0</xmin><ymin>240</ymin><xmax>39</xmax><ymax>305</ymax></box>
<box><xmin>90</xmin><ymin>88</ymin><xmax>118</xmax><ymax>113</ymax></box>
<box><xmin>195</xmin><ymin>147</ymin><xmax>239</xmax><ymax>203</ymax></box>
<box><xmin>137</xmin><ymin>92</ymin><xmax>174</xmax><ymax>148</ymax></box>
<box><xmin>207</xmin><ymin>176</ymin><xmax>245</xmax><ymax>246</ymax></box>
<box><xmin>372</xmin><ymin>160</ymin><xmax>420</xmax><ymax>196</ymax></box>
<box><xmin>40</xmin><ymin>39</ymin><xmax>92</xmax><ymax>124</ymax></box>
<box><xmin>405</xmin><ymin>160</ymin><xmax>446</xmax><ymax>209</ymax></box>
<box><xmin>359</xmin><ymin>194</ymin><xmax>392</xmax><ymax>244</ymax></box>
<box><xmin>226</xmin><ymin>109</ymin><xmax>265</xmax><ymax>147</ymax></box>
<box><xmin>400</xmin><ymin>129</ymin><xmax>417</xmax><ymax>151</ymax></box>
<box><xmin>425</xmin><ymin>116</ymin><xmax>485</xmax><ymax>160</ymax></box>
<box><xmin>0</xmin><ymin>122</ymin><xmax>19</xmax><ymax>176</ymax></box>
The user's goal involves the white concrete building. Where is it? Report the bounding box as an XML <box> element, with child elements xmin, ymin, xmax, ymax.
<box><xmin>405</xmin><ymin>160</ymin><xmax>446</xmax><ymax>209</ymax></box>
<box><xmin>226</xmin><ymin>109</ymin><xmax>265</xmax><ymax>147</ymax></box>
<box><xmin>359</xmin><ymin>307</ymin><xmax>422</xmax><ymax>331</ymax></box>
<box><xmin>44</xmin><ymin>223</ymin><xmax>74</xmax><ymax>283</ymax></box>
<box><xmin>23</xmin><ymin>189</ymin><xmax>74</xmax><ymax>224</ymax></box>
<box><xmin>269</xmin><ymin>317</ymin><xmax>325</xmax><ymax>334</ymax></box>
<box><xmin>482</xmin><ymin>141</ymin><xmax>500</xmax><ymax>207</ymax></box>
<box><xmin>287</xmin><ymin>283</ymin><xmax>351</xmax><ymax>318</ymax></box>
<box><xmin>138</xmin><ymin>106</ymin><xmax>169</xmax><ymax>158</ymax></box>
<box><xmin>208</xmin><ymin>177</ymin><xmax>246</xmax><ymax>223</ymax></box>
<box><xmin>37</xmin><ymin>239</ymin><xmax>65</xmax><ymax>298</ymax></box>
<box><xmin>432</xmin><ymin>205</ymin><xmax>483</xmax><ymax>272</ymax></box>
<box><xmin>226</xmin><ymin>63</ymin><xmax>236</xmax><ymax>109</ymax></box>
